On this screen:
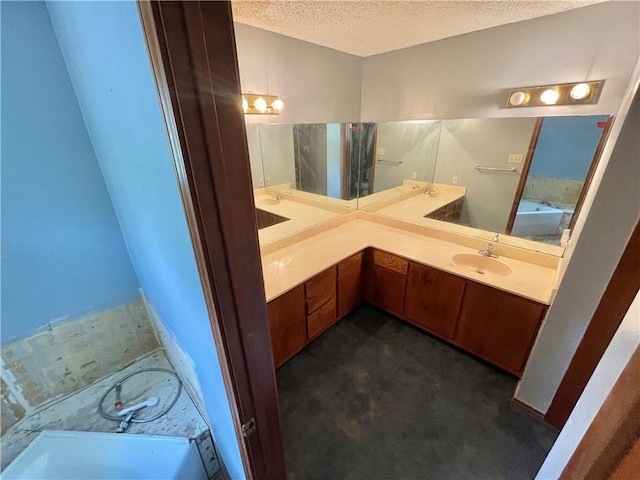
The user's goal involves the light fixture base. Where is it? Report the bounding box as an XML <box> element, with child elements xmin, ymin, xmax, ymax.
<box><xmin>506</xmin><ymin>80</ymin><xmax>604</xmax><ymax>108</ymax></box>
<box><xmin>242</xmin><ymin>94</ymin><xmax>283</xmax><ymax>115</ymax></box>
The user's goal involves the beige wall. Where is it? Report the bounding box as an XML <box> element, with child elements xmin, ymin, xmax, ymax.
<box><xmin>361</xmin><ymin>2</ymin><xmax>639</xmax><ymax>121</ymax></box>
<box><xmin>234</xmin><ymin>23</ymin><xmax>363</xmax><ymax>124</ymax></box>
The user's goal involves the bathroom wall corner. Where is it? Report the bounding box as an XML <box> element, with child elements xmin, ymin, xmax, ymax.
<box><xmin>141</xmin><ymin>290</ymin><xmax>210</xmax><ymax>426</ymax></box>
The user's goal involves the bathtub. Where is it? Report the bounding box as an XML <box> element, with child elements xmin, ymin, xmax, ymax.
<box><xmin>511</xmin><ymin>200</ymin><xmax>563</xmax><ymax>236</ymax></box>
<box><xmin>2</xmin><ymin>431</ymin><xmax>208</xmax><ymax>479</ymax></box>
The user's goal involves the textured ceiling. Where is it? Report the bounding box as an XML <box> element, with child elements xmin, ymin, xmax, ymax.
<box><xmin>231</xmin><ymin>0</ymin><xmax>607</xmax><ymax>57</ymax></box>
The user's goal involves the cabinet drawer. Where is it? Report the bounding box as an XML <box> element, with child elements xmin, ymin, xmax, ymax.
<box><xmin>306</xmin><ymin>266</ymin><xmax>336</xmax><ymax>313</ymax></box>
<box><xmin>307</xmin><ymin>298</ymin><xmax>336</xmax><ymax>339</ymax></box>
<box><xmin>372</xmin><ymin>250</ymin><xmax>408</xmax><ymax>275</ymax></box>
<box><xmin>338</xmin><ymin>251</ymin><xmax>363</xmax><ymax>274</ymax></box>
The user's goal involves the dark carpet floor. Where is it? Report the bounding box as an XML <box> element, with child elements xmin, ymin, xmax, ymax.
<box><xmin>276</xmin><ymin>304</ymin><xmax>559</xmax><ymax>480</ymax></box>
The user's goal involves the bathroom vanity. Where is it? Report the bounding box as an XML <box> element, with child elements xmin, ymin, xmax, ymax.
<box><xmin>261</xmin><ymin>215</ymin><xmax>555</xmax><ymax>377</ymax></box>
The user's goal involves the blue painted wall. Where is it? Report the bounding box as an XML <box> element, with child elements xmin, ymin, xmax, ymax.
<box><xmin>45</xmin><ymin>2</ymin><xmax>244</xmax><ymax>477</ymax></box>
<box><xmin>0</xmin><ymin>1</ymin><xmax>140</xmax><ymax>343</ymax></box>
<box><xmin>529</xmin><ymin>115</ymin><xmax>610</xmax><ymax>180</ymax></box>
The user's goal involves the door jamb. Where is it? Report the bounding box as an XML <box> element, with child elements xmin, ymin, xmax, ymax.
<box><xmin>138</xmin><ymin>2</ymin><xmax>286</xmax><ymax>478</ymax></box>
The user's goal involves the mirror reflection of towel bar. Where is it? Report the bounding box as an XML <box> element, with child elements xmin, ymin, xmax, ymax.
<box><xmin>475</xmin><ymin>165</ymin><xmax>518</xmax><ymax>173</ymax></box>
<box><xmin>377</xmin><ymin>157</ymin><xmax>404</xmax><ymax>165</ymax></box>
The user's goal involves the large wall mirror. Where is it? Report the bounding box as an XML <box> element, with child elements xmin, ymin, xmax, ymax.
<box><xmin>247</xmin><ymin>115</ymin><xmax>611</xmax><ymax>250</ymax></box>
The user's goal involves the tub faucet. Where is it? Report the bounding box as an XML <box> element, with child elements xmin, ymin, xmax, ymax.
<box><xmin>478</xmin><ymin>243</ymin><xmax>499</xmax><ymax>258</ymax></box>
<box><xmin>116</xmin><ymin>412</ymin><xmax>135</xmax><ymax>433</ymax></box>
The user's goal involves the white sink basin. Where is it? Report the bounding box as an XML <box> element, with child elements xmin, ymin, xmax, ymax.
<box><xmin>452</xmin><ymin>253</ymin><xmax>512</xmax><ymax>277</ymax></box>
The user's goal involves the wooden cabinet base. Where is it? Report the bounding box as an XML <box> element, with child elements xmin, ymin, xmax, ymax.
<box><xmin>455</xmin><ymin>283</ymin><xmax>546</xmax><ymax>376</ymax></box>
<box><xmin>267</xmin><ymin>285</ymin><xmax>306</xmax><ymax>368</ymax></box>
<box><xmin>308</xmin><ymin>298</ymin><xmax>337</xmax><ymax>340</ymax></box>
<box><xmin>267</xmin><ymin>248</ymin><xmax>546</xmax><ymax>377</ymax></box>
<box><xmin>405</xmin><ymin>262</ymin><xmax>466</xmax><ymax>340</ymax></box>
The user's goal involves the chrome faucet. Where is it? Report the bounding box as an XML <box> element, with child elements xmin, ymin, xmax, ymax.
<box><xmin>493</xmin><ymin>233</ymin><xmax>500</xmax><ymax>242</ymax></box>
<box><xmin>478</xmin><ymin>242</ymin><xmax>499</xmax><ymax>258</ymax></box>
<box><xmin>424</xmin><ymin>184</ymin><xmax>436</xmax><ymax>196</ymax></box>
<box><xmin>272</xmin><ymin>191</ymin><xmax>283</xmax><ymax>201</ymax></box>
<box><xmin>411</xmin><ymin>183</ymin><xmax>420</xmax><ymax>190</ymax></box>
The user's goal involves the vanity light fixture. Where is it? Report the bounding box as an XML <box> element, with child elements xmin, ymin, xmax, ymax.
<box><xmin>506</xmin><ymin>80</ymin><xmax>604</xmax><ymax>108</ymax></box>
<box><xmin>540</xmin><ymin>89</ymin><xmax>559</xmax><ymax>105</ymax></box>
<box><xmin>570</xmin><ymin>83</ymin><xmax>591</xmax><ymax>100</ymax></box>
<box><xmin>242</xmin><ymin>94</ymin><xmax>284</xmax><ymax>115</ymax></box>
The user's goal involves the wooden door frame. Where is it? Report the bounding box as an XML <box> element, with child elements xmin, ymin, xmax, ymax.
<box><xmin>546</xmin><ymin>220</ymin><xmax>640</xmax><ymax>428</ymax></box>
<box><xmin>505</xmin><ymin>117</ymin><xmax>543</xmax><ymax>234</ymax></box>
<box><xmin>138</xmin><ymin>2</ymin><xmax>285</xmax><ymax>478</ymax></box>
<box><xmin>560</xmin><ymin>343</ymin><xmax>640</xmax><ymax>479</ymax></box>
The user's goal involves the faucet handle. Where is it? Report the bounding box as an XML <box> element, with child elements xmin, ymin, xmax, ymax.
<box><xmin>493</xmin><ymin>233</ymin><xmax>500</xmax><ymax>242</ymax></box>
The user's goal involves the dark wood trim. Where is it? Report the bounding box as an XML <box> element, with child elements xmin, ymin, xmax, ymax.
<box><xmin>505</xmin><ymin>117</ymin><xmax>543</xmax><ymax>234</ymax></box>
<box><xmin>568</xmin><ymin>116</ymin><xmax>615</xmax><ymax>231</ymax></box>
<box><xmin>561</xmin><ymin>344</ymin><xmax>640</xmax><ymax>479</ymax></box>
<box><xmin>609</xmin><ymin>435</ymin><xmax>640</xmax><ymax>480</ymax></box>
<box><xmin>546</xmin><ymin>220</ymin><xmax>640</xmax><ymax>428</ymax></box>
<box><xmin>369</xmin><ymin>124</ymin><xmax>378</xmax><ymax>194</ymax></box>
<box><xmin>512</xmin><ymin>397</ymin><xmax>546</xmax><ymax>422</ymax></box>
<box><xmin>138</xmin><ymin>2</ymin><xmax>286</xmax><ymax>479</ymax></box>
<box><xmin>340</xmin><ymin>123</ymin><xmax>350</xmax><ymax>200</ymax></box>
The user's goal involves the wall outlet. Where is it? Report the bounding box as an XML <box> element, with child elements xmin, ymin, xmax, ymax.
<box><xmin>377</xmin><ymin>147</ymin><xmax>386</xmax><ymax>155</ymax></box>
<box><xmin>266</xmin><ymin>176</ymin><xmax>270</xmax><ymax>186</ymax></box>
<box><xmin>411</xmin><ymin>172</ymin><xmax>417</xmax><ymax>179</ymax></box>
<box><xmin>452</xmin><ymin>176</ymin><xmax>458</xmax><ymax>184</ymax></box>
<box><xmin>508</xmin><ymin>153</ymin><xmax>524</xmax><ymax>164</ymax></box>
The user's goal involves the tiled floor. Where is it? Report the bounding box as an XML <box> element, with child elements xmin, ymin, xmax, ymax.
<box><xmin>277</xmin><ymin>304</ymin><xmax>558</xmax><ymax>480</ymax></box>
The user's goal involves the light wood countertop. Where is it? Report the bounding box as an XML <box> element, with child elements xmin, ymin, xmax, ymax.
<box><xmin>255</xmin><ymin>194</ymin><xmax>346</xmax><ymax>245</ymax></box>
<box><xmin>364</xmin><ymin>184</ymin><xmax>466</xmax><ymax>221</ymax></box>
<box><xmin>261</xmin><ymin>217</ymin><xmax>557</xmax><ymax>305</ymax></box>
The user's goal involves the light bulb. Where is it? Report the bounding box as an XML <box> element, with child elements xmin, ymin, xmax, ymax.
<box><xmin>242</xmin><ymin>97</ymin><xmax>248</xmax><ymax>112</ymax></box>
<box><xmin>509</xmin><ymin>91</ymin><xmax>528</xmax><ymax>106</ymax></box>
<box><xmin>570</xmin><ymin>83</ymin><xmax>591</xmax><ymax>100</ymax></box>
<box><xmin>540</xmin><ymin>89</ymin><xmax>559</xmax><ymax>105</ymax></box>
<box><xmin>254</xmin><ymin>97</ymin><xmax>267</xmax><ymax>113</ymax></box>
<box><xmin>272</xmin><ymin>99</ymin><xmax>284</xmax><ymax>112</ymax></box>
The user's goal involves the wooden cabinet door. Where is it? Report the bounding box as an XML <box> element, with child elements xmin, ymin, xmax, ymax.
<box><xmin>455</xmin><ymin>282</ymin><xmax>546</xmax><ymax>376</ymax></box>
<box><xmin>266</xmin><ymin>285</ymin><xmax>306</xmax><ymax>368</ymax></box>
<box><xmin>337</xmin><ymin>252</ymin><xmax>363</xmax><ymax>319</ymax></box>
<box><xmin>364</xmin><ymin>249</ymin><xmax>408</xmax><ymax>316</ymax></box>
<box><xmin>405</xmin><ymin>262</ymin><xmax>466</xmax><ymax>339</ymax></box>
<box><xmin>368</xmin><ymin>265</ymin><xmax>407</xmax><ymax>316</ymax></box>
